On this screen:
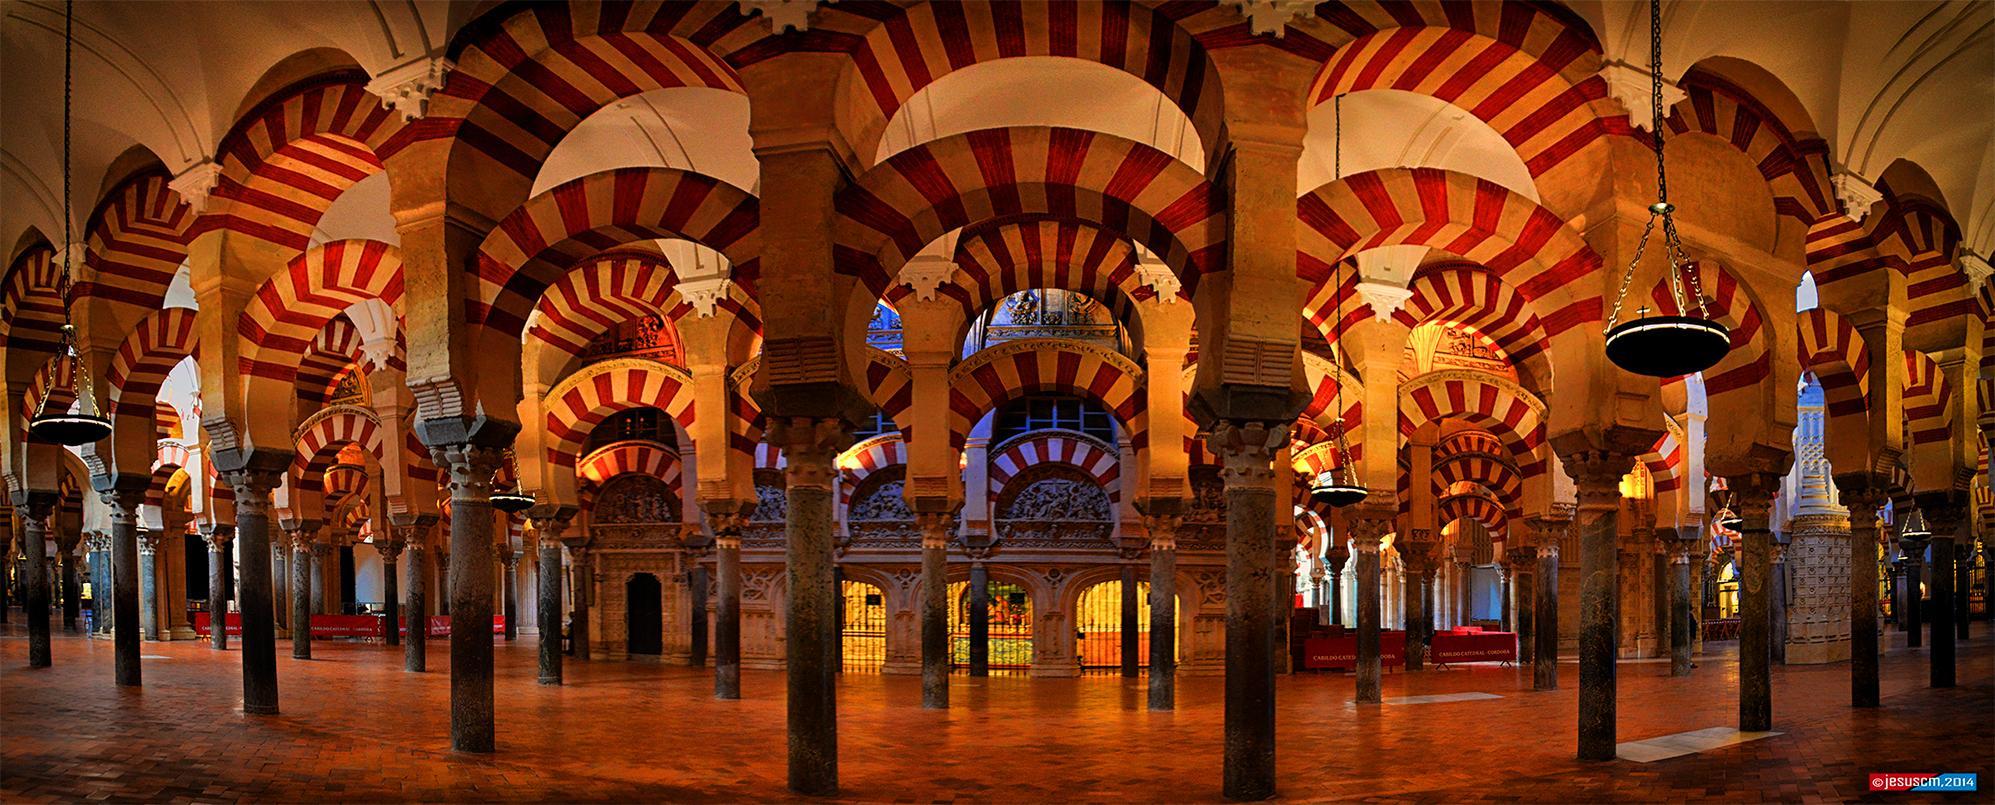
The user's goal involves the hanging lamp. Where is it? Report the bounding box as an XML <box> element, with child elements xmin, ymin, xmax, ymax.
<box><xmin>1309</xmin><ymin>94</ymin><xmax>1368</xmax><ymax>510</ymax></box>
<box><xmin>490</xmin><ymin>449</ymin><xmax>535</xmax><ymax>514</ymax></box>
<box><xmin>27</xmin><ymin>1</ymin><xmax>112</xmax><ymax>448</ymax></box>
<box><xmin>1600</xmin><ymin>0</ymin><xmax>1730</xmax><ymax>378</ymax></box>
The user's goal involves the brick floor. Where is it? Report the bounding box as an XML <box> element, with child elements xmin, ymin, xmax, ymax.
<box><xmin>3</xmin><ymin>620</ymin><xmax>1989</xmax><ymax>803</ymax></box>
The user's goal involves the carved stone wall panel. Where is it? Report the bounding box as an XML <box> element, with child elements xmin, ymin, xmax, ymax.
<box><xmin>1785</xmin><ymin>513</ymin><xmax>1852</xmax><ymax>664</ymax></box>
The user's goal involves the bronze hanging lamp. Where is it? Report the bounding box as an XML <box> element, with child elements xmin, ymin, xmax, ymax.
<box><xmin>1601</xmin><ymin>0</ymin><xmax>1731</xmax><ymax>378</ymax></box>
<box><xmin>490</xmin><ymin>449</ymin><xmax>535</xmax><ymax>514</ymax></box>
<box><xmin>27</xmin><ymin>1</ymin><xmax>112</xmax><ymax>447</ymax></box>
<box><xmin>1309</xmin><ymin>94</ymin><xmax>1368</xmax><ymax>510</ymax></box>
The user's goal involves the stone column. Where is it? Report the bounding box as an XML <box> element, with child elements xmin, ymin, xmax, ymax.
<box><xmin>402</xmin><ymin>523</ymin><xmax>429</xmax><ymax>673</ymax></box>
<box><xmin>771</xmin><ymin>416</ymin><xmax>852</xmax><ymax>796</ymax></box>
<box><xmin>437</xmin><ymin>552</ymin><xmax>452</xmax><ymax>617</ymax></box>
<box><xmin>1668</xmin><ymin>536</ymin><xmax>1696</xmax><ymax>677</ymax></box>
<box><xmin>969</xmin><ymin>550</ymin><xmax>992</xmax><ymax>678</ymax></box>
<box><xmin>59</xmin><ymin>536</ymin><xmax>82</xmax><ymax>633</ymax></box>
<box><xmin>375</xmin><ymin>537</ymin><xmax>403</xmax><ymax>648</ymax></box>
<box><xmin>271</xmin><ymin>542</ymin><xmax>288</xmax><ymax>633</ymax></box>
<box><xmin>1899</xmin><ymin>522</ymin><xmax>1926</xmax><ymax>646</ymax></box>
<box><xmin>1840</xmin><ymin>484</ymin><xmax>1885</xmax><ymax>707</ymax></box>
<box><xmin>529</xmin><ymin>510</ymin><xmax>573</xmax><ymax>685</ymax></box>
<box><xmin>565</xmin><ymin>542</ymin><xmax>591</xmax><ymax>661</ymax></box>
<box><xmin>1919</xmin><ymin>497</ymin><xmax>1962</xmax><ymax>689</ymax></box>
<box><xmin>1498</xmin><ymin>561</ymin><xmax>1512</xmax><ymax>631</ymax></box>
<box><xmin>314</xmin><ymin>542</ymin><xmax>337</xmax><ymax>616</ymax></box>
<box><xmin>1121</xmin><ymin>563</ymin><xmax>1141</xmax><ymax>678</ymax></box>
<box><xmin>917</xmin><ymin>510</ymin><xmax>952</xmax><ymax>709</ymax></box>
<box><xmin>1566</xmin><ymin>450</ymin><xmax>1629</xmax><ymax>761</ymax></box>
<box><xmin>688</xmin><ymin>563</ymin><xmax>709</xmax><ymax>667</ymax></box>
<box><xmin>286</xmin><ymin>525</ymin><xmax>315</xmax><ymax>660</ymax></box>
<box><xmin>218</xmin><ymin>464</ymin><xmax>283</xmax><ymax>713</ymax></box>
<box><xmin>498</xmin><ymin>546</ymin><xmax>519</xmax><ymax>642</ymax></box>
<box><xmin>1531</xmin><ymin>516</ymin><xmax>1564</xmax><ymax>692</ymax></box>
<box><xmin>15</xmin><ymin>492</ymin><xmax>56</xmax><ymax>668</ymax></box>
<box><xmin>1506</xmin><ymin>547</ymin><xmax>1535</xmax><ymax>665</ymax></box>
<box><xmin>1731</xmin><ymin>473</ymin><xmax>1781</xmax><ymax>733</ymax></box>
<box><xmin>1954</xmin><ymin>541</ymin><xmax>1970</xmax><ymax>641</ymax></box>
<box><xmin>207</xmin><ymin>528</ymin><xmax>235</xmax><ymax>650</ymax></box>
<box><xmin>135</xmin><ymin>527</ymin><xmax>162</xmax><ymax>642</ymax></box>
<box><xmin>1326</xmin><ymin>543</ymin><xmax>1348</xmax><ymax>627</ymax></box>
<box><xmin>90</xmin><ymin>534</ymin><xmax>112</xmax><ymax>636</ymax></box>
<box><xmin>431</xmin><ymin>442</ymin><xmax>506</xmax><ymax>754</ymax></box>
<box><xmin>1401</xmin><ymin>546</ymin><xmax>1432</xmax><ymax>671</ymax></box>
<box><xmin>709</xmin><ymin>510</ymin><xmax>743</xmax><ymax>699</ymax></box>
<box><xmin>1771</xmin><ymin>538</ymin><xmax>1789</xmax><ymax>664</ymax></box>
<box><xmin>1352</xmin><ymin>507</ymin><xmax>1390</xmax><ymax>704</ymax></box>
<box><xmin>1145</xmin><ymin>513</ymin><xmax>1179</xmax><ymax>710</ymax></box>
<box><xmin>1209</xmin><ymin>422</ymin><xmax>1284</xmax><ymax>800</ymax></box>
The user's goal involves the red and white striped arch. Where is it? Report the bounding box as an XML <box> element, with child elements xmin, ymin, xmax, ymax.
<box><xmin>1439</xmin><ymin>429</ymin><xmax>1507</xmax><ymax>460</ymax></box>
<box><xmin>473</xmin><ymin>167</ymin><xmax>760</xmax><ymax>337</ymax></box>
<box><xmin>1652</xmin><ymin>261</ymin><xmax>1771</xmax><ymax>403</ymax></box>
<box><xmin>203</xmin><ymin>76</ymin><xmax>411</xmax><ymax>253</ymax></box>
<box><xmin>152</xmin><ymin>440</ymin><xmax>192</xmax><ymax>477</ymax></box>
<box><xmin>949</xmin><ymin>338</ymin><xmax>1145</xmax><ymax>450</ymax></box>
<box><xmin>2</xmin><ymin>246</ymin><xmax>63</xmax><ymax>357</ymax></box>
<box><xmin>80</xmin><ymin>170</ymin><xmax>193</xmax><ymax>311</ymax></box>
<box><xmin>1869</xmin><ymin>189</ymin><xmax>1967</xmax><ymax>337</ymax></box>
<box><xmin>526</xmin><ymin>254</ymin><xmax>688</xmax><ymax>362</ymax></box>
<box><xmin>1797</xmin><ymin>307</ymin><xmax>1870</xmax><ymax>423</ymax></box>
<box><xmin>1664</xmin><ymin>70</ymin><xmax>1836</xmax><ymax>227</ymax></box>
<box><xmin>430</xmin><ymin>6</ymin><xmax>751</xmax><ymax>183</ymax></box>
<box><xmin>1439</xmin><ymin>491</ymin><xmax>1508</xmax><ymax>539</ymax></box>
<box><xmin>1434</xmin><ymin>450</ymin><xmax>1523</xmax><ymax>506</ymax></box>
<box><xmin>988</xmin><ymin>432</ymin><xmax>1121</xmax><ymax>505</ymax></box>
<box><xmin>889</xmin><ymin>218</ymin><xmax>1162</xmax><ymax>319</ymax></box>
<box><xmin>239</xmin><ymin>239</ymin><xmax>404</xmax><ymax>384</ymax></box>
<box><xmin>542</xmin><ymin>359</ymin><xmax>697</xmax><ymax>469</ymax></box>
<box><xmin>107</xmin><ymin>308</ymin><xmax>199</xmax><ymax>420</ymax></box>
<box><xmin>322</xmin><ymin>463</ymin><xmax>368</xmax><ymax>504</ymax></box>
<box><xmin>296</xmin><ymin>320</ymin><xmax>364</xmax><ymax>407</ymax></box>
<box><xmin>835</xmin><ymin>127</ymin><xmax>1222</xmax><ymax>298</ymax></box>
<box><xmin>860</xmin><ymin>348</ymin><xmax>916</xmax><ymax>435</ymax></box>
<box><xmin>291</xmin><ymin>406</ymin><xmax>386</xmax><ymax>484</ymax></box>
<box><xmin>578</xmin><ymin>440</ymin><xmax>684</xmax><ymax>503</ymax></box>
<box><xmin>1398</xmin><ymin>372</ymin><xmax>1548</xmax><ymax>476</ymax></box>
<box><xmin>1313</xmin><ymin>263</ymin><xmax>1551</xmax><ymax>370</ymax></box>
<box><xmin>1297</xmin><ymin>167</ymin><xmax>1601</xmax><ymax>336</ymax></box>
<box><xmin>1636</xmin><ymin>431</ymin><xmax>1686</xmax><ymax>494</ymax></box>
<box><xmin>839</xmin><ymin>1</ymin><xmax>1223</xmax><ymax>162</ymax></box>
<box><xmin>1902</xmin><ymin>350</ymin><xmax>1952</xmax><ymax>449</ymax></box>
<box><xmin>838</xmin><ymin>434</ymin><xmax>907</xmax><ymax>510</ymax></box>
<box><xmin>22</xmin><ymin>353</ymin><xmax>77</xmax><ymax>425</ymax></box>
<box><xmin>1311</xmin><ymin>25</ymin><xmax>1619</xmax><ymax>178</ymax></box>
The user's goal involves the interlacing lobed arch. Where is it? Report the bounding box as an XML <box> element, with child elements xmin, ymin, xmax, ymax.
<box><xmin>988</xmin><ymin>431</ymin><xmax>1121</xmax><ymax>505</ymax></box>
<box><xmin>578</xmin><ymin>440</ymin><xmax>684</xmax><ymax>507</ymax></box>
<box><xmin>949</xmin><ymin>338</ymin><xmax>1146</xmax><ymax>450</ymax></box>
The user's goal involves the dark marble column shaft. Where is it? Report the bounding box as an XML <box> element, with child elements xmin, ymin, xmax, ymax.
<box><xmin>529</xmin><ymin>512</ymin><xmax>571</xmax><ymax>685</ymax></box>
<box><xmin>138</xmin><ymin>531</ymin><xmax>160</xmax><ymax>642</ymax></box>
<box><xmin>218</xmin><ymin>467</ymin><xmax>281</xmax><ymax>713</ymax></box>
<box><xmin>434</xmin><ymin>443</ymin><xmax>504</xmax><ymax>754</ymax></box>
<box><xmin>1147</xmin><ymin>518</ymin><xmax>1177</xmax><ymax>710</ymax></box>
<box><xmin>1213</xmin><ymin>422</ymin><xmax>1281</xmax><ymax>802</ymax></box>
<box><xmin>969</xmin><ymin>559</ymin><xmax>991</xmax><ymax>678</ymax></box>
<box><xmin>1670</xmin><ymin>548</ymin><xmax>1694</xmax><ymax>677</ymax></box>
<box><xmin>61</xmin><ymin>548</ymin><xmax>81</xmax><ymax>633</ymax></box>
<box><xmin>1568</xmin><ymin>452</ymin><xmax>1627</xmax><ymax>762</ymax></box>
<box><xmin>1515</xmin><ymin>563</ymin><xmax>1536</xmax><ymax>666</ymax></box>
<box><xmin>17</xmin><ymin>493</ymin><xmax>56</xmax><ymax>668</ymax></box>
<box><xmin>208</xmin><ymin>530</ymin><xmax>233</xmax><ymax>650</ymax></box>
<box><xmin>1121</xmin><ymin>564</ymin><xmax>1141</xmax><ymax>677</ymax></box>
<box><xmin>1734</xmin><ymin>476</ymin><xmax>1777</xmax><ymax>733</ymax></box>
<box><xmin>715</xmin><ymin>526</ymin><xmax>742</xmax><ymax>699</ymax></box>
<box><xmin>405</xmin><ymin>536</ymin><xmax>428</xmax><ymax>672</ymax></box>
<box><xmin>290</xmin><ymin>534</ymin><xmax>314</xmax><ymax>660</ymax></box>
<box><xmin>918</xmin><ymin>513</ymin><xmax>950</xmax><ymax>709</ymax></box>
<box><xmin>773</xmin><ymin>417</ymin><xmax>848</xmax><ymax>796</ymax></box>
<box><xmin>1534</xmin><ymin>534</ymin><xmax>1561</xmax><ymax>692</ymax></box>
<box><xmin>1841</xmin><ymin>486</ymin><xmax>1883</xmax><ymax>708</ymax></box>
<box><xmin>1355</xmin><ymin>517</ymin><xmax>1386</xmax><ymax>705</ymax></box>
<box><xmin>688</xmin><ymin>564</ymin><xmax>709</xmax><ymax>667</ymax></box>
<box><xmin>1927</xmin><ymin>529</ymin><xmax>1956</xmax><ymax>688</ymax></box>
<box><xmin>1954</xmin><ymin>541</ymin><xmax>1969</xmax><ymax>641</ymax></box>
<box><xmin>500</xmin><ymin>548</ymin><xmax>519</xmax><ymax>642</ymax></box>
<box><xmin>568</xmin><ymin>548</ymin><xmax>591</xmax><ymax>661</ymax></box>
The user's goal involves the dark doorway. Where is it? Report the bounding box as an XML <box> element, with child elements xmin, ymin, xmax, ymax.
<box><xmin>627</xmin><ymin>573</ymin><xmax>663</xmax><ymax>656</ymax></box>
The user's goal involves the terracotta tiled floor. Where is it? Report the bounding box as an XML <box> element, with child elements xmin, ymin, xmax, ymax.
<box><xmin>3</xmin><ymin>620</ymin><xmax>1990</xmax><ymax>803</ymax></box>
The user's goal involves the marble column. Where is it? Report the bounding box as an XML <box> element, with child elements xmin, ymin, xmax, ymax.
<box><xmin>499</xmin><ymin>547</ymin><xmax>519</xmax><ymax>642</ymax></box>
<box><xmin>1770</xmin><ymin>538</ymin><xmax>1789</xmax><ymax>664</ymax></box>
<box><xmin>1669</xmin><ymin>538</ymin><xmax>1696</xmax><ymax>677</ymax></box>
<box><xmin>1498</xmin><ymin>561</ymin><xmax>1512</xmax><ymax>631</ymax></box>
<box><xmin>271</xmin><ymin>542</ymin><xmax>288</xmax><ymax>634</ymax></box>
<box><xmin>90</xmin><ymin>535</ymin><xmax>113</xmax><ymax>636</ymax></box>
<box><xmin>688</xmin><ymin>564</ymin><xmax>709</xmax><ymax>668</ymax></box>
<box><xmin>402</xmin><ymin>523</ymin><xmax>429</xmax><ymax>673</ymax></box>
<box><xmin>917</xmin><ymin>511</ymin><xmax>951</xmax><ymax>709</ymax></box>
<box><xmin>1146</xmin><ymin>514</ymin><xmax>1179</xmax><ymax>710</ymax></box>
<box><xmin>218</xmin><ymin>465</ymin><xmax>283</xmax><ymax>713</ymax></box>
<box><xmin>1567</xmin><ymin>451</ymin><xmax>1628</xmax><ymax>762</ymax></box>
<box><xmin>709</xmin><ymin>510</ymin><xmax>743</xmax><ymax>699</ymax></box>
<box><xmin>566</xmin><ymin>543</ymin><xmax>591</xmax><ymax>661</ymax></box>
<box><xmin>138</xmin><ymin>528</ymin><xmax>162</xmax><ymax>642</ymax></box>
<box><xmin>1899</xmin><ymin>524</ymin><xmax>1926</xmax><ymax>647</ymax></box>
<box><xmin>207</xmin><ymin>528</ymin><xmax>235</xmax><ymax>650</ymax></box>
<box><xmin>1402</xmin><ymin>549</ymin><xmax>1432</xmax><ymax>671</ymax></box>
<box><xmin>1841</xmin><ymin>485</ymin><xmax>1885</xmax><ymax>707</ymax></box>
<box><xmin>1920</xmin><ymin>499</ymin><xmax>1961</xmax><ymax>689</ymax></box>
<box><xmin>287</xmin><ymin>525</ymin><xmax>315</xmax><ymax>660</ymax></box>
<box><xmin>1731</xmin><ymin>473</ymin><xmax>1780</xmax><ymax>733</ymax></box>
<box><xmin>15</xmin><ymin>492</ymin><xmax>56</xmax><ymax>668</ymax></box>
<box><xmin>771</xmin><ymin>417</ymin><xmax>851</xmax><ymax>796</ymax></box>
<box><xmin>431</xmin><ymin>442</ymin><xmax>506</xmax><ymax>754</ymax></box>
<box><xmin>530</xmin><ymin>511</ymin><xmax>573</xmax><ymax>685</ymax></box>
<box><xmin>1954</xmin><ymin>541</ymin><xmax>1970</xmax><ymax>641</ymax></box>
<box><xmin>1531</xmin><ymin>517</ymin><xmax>1564</xmax><ymax>692</ymax></box>
<box><xmin>59</xmin><ymin>537</ymin><xmax>82</xmax><ymax>634</ymax></box>
<box><xmin>375</xmin><ymin>537</ymin><xmax>402</xmax><ymax>649</ymax></box>
<box><xmin>969</xmin><ymin>555</ymin><xmax>992</xmax><ymax>678</ymax></box>
<box><xmin>1210</xmin><ymin>422</ymin><xmax>1284</xmax><ymax>801</ymax></box>
<box><xmin>1512</xmin><ymin>553</ymin><xmax>1536</xmax><ymax>666</ymax></box>
<box><xmin>1353</xmin><ymin>508</ymin><xmax>1390</xmax><ymax>704</ymax></box>
<box><xmin>1121</xmin><ymin>563</ymin><xmax>1141</xmax><ymax>678</ymax></box>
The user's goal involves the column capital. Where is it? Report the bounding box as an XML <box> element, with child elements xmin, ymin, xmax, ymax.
<box><xmin>202</xmin><ymin>526</ymin><xmax>236</xmax><ymax>551</ymax></box>
<box><xmin>430</xmin><ymin>443</ymin><xmax>508</xmax><ymax>500</ymax></box>
<box><xmin>1142</xmin><ymin>513</ymin><xmax>1183</xmax><ymax>552</ymax></box>
<box><xmin>373</xmin><ymin>537</ymin><xmax>404</xmax><ymax>561</ymax></box>
<box><xmin>136</xmin><ymin>528</ymin><xmax>161</xmax><ymax>554</ymax></box>
<box><xmin>1205</xmin><ymin>419</ymin><xmax>1289</xmax><ymax>490</ymax></box>
<box><xmin>1558</xmin><ymin>448</ymin><xmax>1638</xmax><ymax>507</ymax></box>
<box><xmin>768</xmin><ymin>416</ymin><xmax>854</xmax><ymax>490</ymax></box>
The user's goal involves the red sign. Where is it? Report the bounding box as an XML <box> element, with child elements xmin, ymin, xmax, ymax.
<box><xmin>192</xmin><ymin>612</ymin><xmax>241</xmax><ymax>636</ymax></box>
<box><xmin>1303</xmin><ymin>631</ymin><xmax>1407</xmax><ymax>670</ymax></box>
<box><xmin>408</xmin><ymin>616</ymin><xmax>505</xmax><ymax>637</ymax></box>
<box><xmin>194</xmin><ymin>613</ymin><xmax>383</xmax><ymax>638</ymax></box>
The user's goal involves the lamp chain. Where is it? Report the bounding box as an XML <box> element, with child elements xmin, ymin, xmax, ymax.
<box><xmin>1603</xmin><ymin>0</ymin><xmax>1710</xmax><ymax>333</ymax></box>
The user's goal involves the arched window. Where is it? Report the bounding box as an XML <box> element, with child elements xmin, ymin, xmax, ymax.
<box><xmin>992</xmin><ymin>394</ymin><xmax>1116</xmax><ymax>444</ymax></box>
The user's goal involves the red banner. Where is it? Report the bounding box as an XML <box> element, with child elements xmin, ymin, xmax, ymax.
<box><xmin>1302</xmin><ymin>631</ymin><xmax>1407</xmax><ymax>670</ymax></box>
<box><xmin>192</xmin><ymin>612</ymin><xmax>241</xmax><ymax>636</ymax></box>
<box><xmin>405</xmin><ymin>616</ymin><xmax>505</xmax><ymax>637</ymax></box>
<box><xmin>194</xmin><ymin>613</ymin><xmax>382</xmax><ymax>638</ymax></box>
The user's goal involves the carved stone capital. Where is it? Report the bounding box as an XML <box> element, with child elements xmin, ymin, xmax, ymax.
<box><xmin>1830</xmin><ymin>169</ymin><xmax>1883</xmax><ymax>222</ymax></box>
<box><xmin>769</xmin><ymin>416</ymin><xmax>854</xmax><ymax>491</ymax></box>
<box><xmin>365</xmin><ymin>56</ymin><xmax>455</xmax><ymax>121</ymax></box>
<box><xmin>431</xmin><ymin>443</ymin><xmax>507</xmax><ymax>501</ymax></box>
<box><xmin>915</xmin><ymin>510</ymin><xmax>955</xmax><ymax>551</ymax></box>
<box><xmin>1597</xmin><ymin>60</ymin><xmax>1687</xmax><ymax>132</ymax></box>
<box><xmin>1206</xmin><ymin>419</ymin><xmax>1288</xmax><ymax>489</ymax></box>
<box><xmin>1222</xmin><ymin>0</ymin><xmax>1317</xmax><ymax>37</ymax></box>
<box><xmin>737</xmin><ymin>0</ymin><xmax>822</xmax><ymax>33</ymax></box>
<box><xmin>168</xmin><ymin>161</ymin><xmax>223</xmax><ymax>212</ymax></box>
<box><xmin>1561</xmin><ymin>449</ymin><xmax>1636</xmax><ymax>506</ymax></box>
<box><xmin>202</xmin><ymin>527</ymin><xmax>236</xmax><ymax>551</ymax></box>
